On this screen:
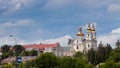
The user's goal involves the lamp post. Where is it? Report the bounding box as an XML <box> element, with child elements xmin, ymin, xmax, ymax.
<box><xmin>9</xmin><ymin>35</ymin><xmax>19</xmax><ymax>68</ymax></box>
<box><xmin>9</xmin><ymin>35</ymin><xmax>17</xmax><ymax>45</ymax></box>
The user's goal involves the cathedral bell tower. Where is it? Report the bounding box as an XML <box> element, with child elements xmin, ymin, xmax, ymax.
<box><xmin>86</xmin><ymin>23</ymin><xmax>92</xmax><ymax>40</ymax></box>
<box><xmin>77</xmin><ymin>26</ymin><xmax>84</xmax><ymax>40</ymax></box>
<box><xmin>92</xmin><ymin>24</ymin><xmax>96</xmax><ymax>40</ymax></box>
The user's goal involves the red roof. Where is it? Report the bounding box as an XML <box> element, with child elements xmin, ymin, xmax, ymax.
<box><xmin>22</xmin><ymin>42</ymin><xmax>59</xmax><ymax>50</ymax></box>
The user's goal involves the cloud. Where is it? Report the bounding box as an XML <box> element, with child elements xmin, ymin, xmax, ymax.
<box><xmin>20</xmin><ymin>0</ymin><xmax>44</xmax><ymax>7</ymax></box>
<box><xmin>43</xmin><ymin>0</ymin><xmax>111</xmax><ymax>9</ymax></box>
<box><xmin>76</xmin><ymin>0</ymin><xmax>110</xmax><ymax>8</ymax></box>
<box><xmin>0</xmin><ymin>0</ymin><xmax>117</xmax><ymax>14</ymax></box>
<box><xmin>108</xmin><ymin>4</ymin><xmax>120</xmax><ymax>13</ymax></box>
<box><xmin>111</xmin><ymin>28</ymin><xmax>120</xmax><ymax>34</ymax></box>
<box><xmin>31</xmin><ymin>35</ymin><xmax>72</xmax><ymax>47</ymax></box>
<box><xmin>0</xmin><ymin>36</ymin><xmax>16</xmax><ymax>46</ymax></box>
<box><xmin>0</xmin><ymin>0</ymin><xmax>23</xmax><ymax>14</ymax></box>
<box><xmin>98</xmin><ymin>28</ymin><xmax>120</xmax><ymax>48</ymax></box>
<box><xmin>0</xmin><ymin>19</ymin><xmax>33</xmax><ymax>38</ymax></box>
<box><xmin>0</xmin><ymin>19</ymin><xmax>33</xmax><ymax>28</ymax></box>
<box><xmin>0</xmin><ymin>0</ymin><xmax>39</xmax><ymax>14</ymax></box>
<box><xmin>0</xmin><ymin>35</ymin><xmax>72</xmax><ymax>47</ymax></box>
<box><xmin>44</xmin><ymin>0</ymin><xmax>73</xmax><ymax>9</ymax></box>
<box><xmin>42</xmin><ymin>35</ymin><xmax>72</xmax><ymax>46</ymax></box>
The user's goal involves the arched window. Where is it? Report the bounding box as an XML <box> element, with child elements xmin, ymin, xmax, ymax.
<box><xmin>88</xmin><ymin>34</ymin><xmax>89</xmax><ymax>36</ymax></box>
<box><xmin>88</xmin><ymin>44</ymin><xmax>89</xmax><ymax>47</ymax></box>
<box><xmin>77</xmin><ymin>40</ymin><xmax>78</xmax><ymax>43</ymax></box>
<box><xmin>76</xmin><ymin>45</ymin><xmax>79</xmax><ymax>49</ymax></box>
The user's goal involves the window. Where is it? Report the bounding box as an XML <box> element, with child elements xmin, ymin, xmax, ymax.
<box><xmin>88</xmin><ymin>44</ymin><xmax>89</xmax><ymax>47</ymax></box>
<box><xmin>77</xmin><ymin>40</ymin><xmax>78</xmax><ymax>43</ymax></box>
<box><xmin>77</xmin><ymin>45</ymin><xmax>79</xmax><ymax>49</ymax></box>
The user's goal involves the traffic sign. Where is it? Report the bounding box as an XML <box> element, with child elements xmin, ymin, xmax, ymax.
<box><xmin>16</xmin><ymin>56</ymin><xmax>22</xmax><ymax>64</ymax></box>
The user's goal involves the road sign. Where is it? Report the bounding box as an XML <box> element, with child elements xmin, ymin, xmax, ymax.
<box><xmin>16</xmin><ymin>56</ymin><xmax>22</xmax><ymax>64</ymax></box>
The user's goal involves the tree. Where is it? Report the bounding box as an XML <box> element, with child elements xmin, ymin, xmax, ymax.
<box><xmin>98</xmin><ymin>60</ymin><xmax>115</xmax><ymax>68</ymax></box>
<box><xmin>97</xmin><ymin>42</ymin><xmax>106</xmax><ymax>63</ymax></box>
<box><xmin>1</xmin><ymin>52</ymin><xmax>10</xmax><ymax>59</ymax></box>
<box><xmin>105</xmin><ymin>43</ymin><xmax>112</xmax><ymax>59</ymax></box>
<box><xmin>2</xmin><ymin>63</ymin><xmax>14</xmax><ymax>68</ymax></box>
<box><xmin>20</xmin><ymin>60</ymin><xmax>36</xmax><ymax>68</ymax></box>
<box><xmin>35</xmin><ymin>53</ymin><xmax>59</xmax><ymax>68</ymax></box>
<box><xmin>75</xmin><ymin>58</ymin><xmax>93</xmax><ymax>68</ymax></box>
<box><xmin>87</xmin><ymin>48</ymin><xmax>96</xmax><ymax>65</ymax></box>
<box><xmin>1</xmin><ymin>45</ymin><xmax>14</xmax><ymax>60</ymax></box>
<box><xmin>73</xmin><ymin>52</ymin><xmax>85</xmax><ymax>59</ymax></box>
<box><xmin>108</xmin><ymin>52</ymin><xmax>120</xmax><ymax>63</ymax></box>
<box><xmin>13</xmin><ymin>45</ymin><xmax>25</xmax><ymax>56</ymax></box>
<box><xmin>30</xmin><ymin>50</ymin><xmax>38</xmax><ymax>56</ymax></box>
<box><xmin>116</xmin><ymin>39</ymin><xmax>120</xmax><ymax>48</ymax></box>
<box><xmin>1</xmin><ymin>45</ymin><xmax>10</xmax><ymax>52</ymax></box>
<box><xmin>22</xmin><ymin>51</ymin><xmax>30</xmax><ymax>56</ymax></box>
<box><xmin>114</xmin><ymin>40</ymin><xmax>120</xmax><ymax>53</ymax></box>
<box><xmin>75</xmin><ymin>58</ymin><xmax>85</xmax><ymax>68</ymax></box>
<box><xmin>59</xmin><ymin>57</ymin><xmax>76</xmax><ymax>68</ymax></box>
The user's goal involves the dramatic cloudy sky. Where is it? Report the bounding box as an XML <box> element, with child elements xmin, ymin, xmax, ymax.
<box><xmin>0</xmin><ymin>0</ymin><xmax>120</xmax><ymax>47</ymax></box>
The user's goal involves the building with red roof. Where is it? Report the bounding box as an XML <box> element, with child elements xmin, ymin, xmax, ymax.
<box><xmin>22</xmin><ymin>42</ymin><xmax>64</xmax><ymax>57</ymax></box>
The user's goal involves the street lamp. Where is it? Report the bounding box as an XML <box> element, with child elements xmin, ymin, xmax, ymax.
<box><xmin>9</xmin><ymin>35</ymin><xmax>20</xmax><ymax>67</ymax></box>
<box><xmin>9</xmin><ymin>35</ymin><xmax>17</xmax><ymax>45</ymax></box>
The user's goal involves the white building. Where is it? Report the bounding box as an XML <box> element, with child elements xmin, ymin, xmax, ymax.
<box><xmin>68</xmin><ymin>23</ymin><xmax>97</xmax><ymax>54</ymax></box>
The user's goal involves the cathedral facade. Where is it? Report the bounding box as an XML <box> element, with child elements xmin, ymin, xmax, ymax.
<box><xmin>68</xmin><ymin>23</ymin><xmax>97</xmax><ymax>54</ymax></box>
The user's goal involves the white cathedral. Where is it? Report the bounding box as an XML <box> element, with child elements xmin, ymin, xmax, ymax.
<box><xmin>68</xmin><ymin>23</ymin><xmax>97</xmax><ymax>54</ymax></box>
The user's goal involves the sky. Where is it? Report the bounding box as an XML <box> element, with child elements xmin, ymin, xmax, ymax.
<box><xmin>0</xmin><ymin>0</ymin><xmax>120</xmax><ymax>47</ymax></box>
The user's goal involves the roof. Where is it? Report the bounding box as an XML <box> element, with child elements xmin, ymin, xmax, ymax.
<box><xmin>62</xmin><ymin>46</ymin><xmax>71</xmax><ymax>52</ymax></box>
<box><xmin>22</xmin><ymin>42</ymin><xmax>60</xmax><ymax>50</ymax></box>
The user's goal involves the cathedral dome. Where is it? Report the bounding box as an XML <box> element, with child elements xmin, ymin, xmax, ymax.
<box><xmin>77</xmin><ymin>32</ymin><xmax>84</xmax><ymax>36</ymax></box>
<box><xmin>77</xmin><ymin>26</ymin><xmax>84</xmax><ymax>36</ymax></box>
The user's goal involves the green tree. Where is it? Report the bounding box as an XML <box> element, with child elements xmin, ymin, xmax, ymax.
<box><xmin>87</xmin><ymin>48</ymin><xmax>97</xmax><ymax>65</ymax></box>
<box><xmin>1</xmin><ymin>50</ymin><xmax>14</xmax><ymax>60</ymax></box>
<box><xmin>98</xmin><ymin>42</ymin><xmax>105</xmax><ymax>61</ymax></box>
<box><xmin>105</xmin><ymin>43</ymin><xmax>112</xmax><ymax>59</ymax></box>
<box><xmin>114</xmin><ymin>40</ymin><xmax>120</xmax><ymax>53</ymax></box>
<box><xmin>59</xmin><ymin>57</ymin><xmax>76</xmax><ymax>68</ymax></box>
<box><xmin>1</xmin><ymin>45</ymin><xmax>10</xmax><ymax>52</ymax></box>
<box><xmin>22</xmin><ymin>50</ymin><xmax>30</xmax><ymax>56</ymax></box>
<box><xmin>20</xmin><ymin>60</ymin><xmax>36</xmax><ymax>68</ymax></box>
<box><xmin>35</xmin><ymin>53</ymin><xmax>59</xmax><ymax>68</ymax></box>
<box><xmin>2</xmin><ymin>63</ymin><xmax>14</xmax><ymax>68</ymax></box>
<box><xmin>30</xmin><ymin>50</ymin><xmax>38</xmax><ymax>56</ymax></box>
<box><xmin>116</xmin><ymin>39</ymin><xmax>120</xmax><ymax>48</ymax></box>
<box><xmin>13</xmin><ymin>45</ymin><xmax>25</xmax><ymax>56</ymax></box>
<box><xmin>108</xmin><ymin>52</ymin><xmax>120</xmax><ymax>62</ymax></box>
<box><xmin>99</xmin><ymin>60</ymin><xmax>115</xmax><ymax>68</ymax></box>
<box><xmin>75</xmin><ymin>58</ymin><xmax>85</xmax><ymax>68</ymax></box>
<box><xmin>1</xmin><ymin>52</ymin><xmax>9</xmax><ymax>59</ymax></box>
<box><xmin>73</xmin><ymin>52</ymin><xmax>85</xmax><ymax>59</ymax></box>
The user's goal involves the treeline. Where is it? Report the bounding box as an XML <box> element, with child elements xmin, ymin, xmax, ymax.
<box><xmin>0</xmin><ymin>45</ymin><xmax>38</xmax><ymax>60</ymax></box>
<box><xmin>1</xmin><ymin>40</ymin><xmax>120</xmax><ymax>68</ymax></box>
<box><xmin>2</xmin><ymin>53</ymin><xmax>93</xmax><ymax>68</ymax></box>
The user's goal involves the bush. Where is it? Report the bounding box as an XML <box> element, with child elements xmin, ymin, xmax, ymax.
<box><xmin>2</xmin><ymin>63</ymin><xmax>14</xmax><ymax>68</ymax></box>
